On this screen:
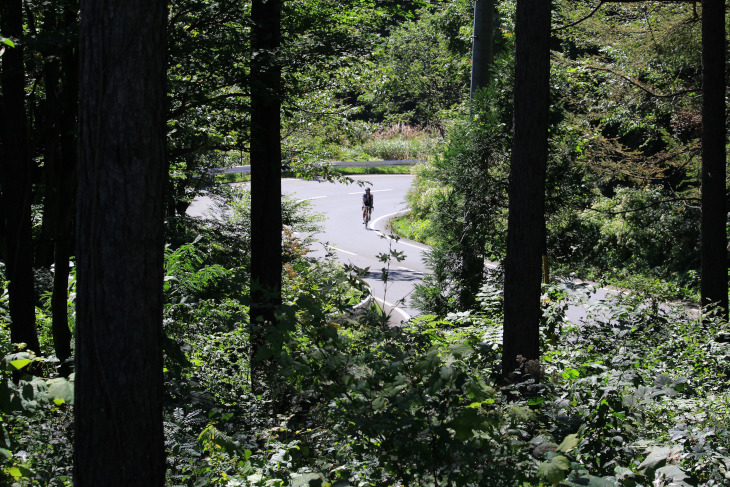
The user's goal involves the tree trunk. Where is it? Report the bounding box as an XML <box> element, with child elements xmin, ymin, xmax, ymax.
<box><xmin>249</xmin><ymin>0</ymin><xmax>282</xmax><ymax>392</ymax></box>
<box><xmin>50</xmin><ymin>0</ymin><xmax>79</xmax><ymax>370</ymax></box>
<box><xmin>0</xmin><ymin>0</ymin><xmax>41</xmax><ymax>354</ymax></box>
<box><xmin>502</xmin><ymin>0</ymin><xmax>551</xmax><ymax>377</ymax></box>
<box><xmin>74</xmin><ymin>0</ymin><xmax>167</xmax><ymax>484</ymax></box>
<box><xmin>700</xmin><ymin>0</ymin><xmax>727</xmax><ymax>319</ymax></box>
<box><xmin>37</xmin><ymin>7</ymin><xmax>62</xmax><ymax>269</ymax></box>
<box><xmin>470</xmin><ymin>0</ymin><xmax>494</xmax><ymax>98</ymax></box>
<box><xmin>458</xmin><ymin>0</ymin><xmax>495</xmax><ymax>310</ymax></box>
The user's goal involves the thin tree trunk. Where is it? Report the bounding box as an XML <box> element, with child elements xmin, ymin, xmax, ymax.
<box><xmin>38</xmin><ymin>7</ymin><xmax>62</xmax><ymax>269</ymax></box>
<box><xmin>470</xmin><ymin>0</ymin><xmax>494</xmax><ymax>98</ymax></box>
<box><xmin>502</xmin><ymin>0</ymin><xmax>551</xmax><ymax>377</ymax></box>
<box><xmin>50</xmin><ymin>0</ymin><xmax>79</xmax><ymax>370</ymax></box>
<box><xmin>700</xmin><ymin>0</ymin><xmax>727</xmax><ymax>319</ymax></box>
<box><xmin>249</xmin><ymin>0</ymin><xmax>282</xmax><ymax>392</ymax></box>
<box><xmin>74</xmin><ymin>0</ymin><xmax>167</xmax><ymax>483</ymax></box>
<box><xmin>0</xmin><ymin>0</ymin><xmax>41</xmax><ymax>354</ymax></box>
<box><xmin>458</xmin><ymin>0</ymin><xmax>495</xmax><ymax>310</ymax></box>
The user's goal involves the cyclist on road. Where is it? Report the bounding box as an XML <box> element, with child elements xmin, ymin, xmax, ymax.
<box><xmin>362</xmin><ymin>188</ymin><xmax>374</xmax><ymax>224</ymax></box>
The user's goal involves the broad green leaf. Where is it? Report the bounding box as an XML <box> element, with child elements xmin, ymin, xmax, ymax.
<box><xmin>9</xmin><ymin>359</ymin><xmax>32</xmax><ymax>371</ymax></box>
<box><xmin>656</xmin><ymin>465</ymin><xmax>690</xmax><ymax>485</ymax></box>
<box><xmin>614</xmin><ymin>466</ymin><xmax>635</xmax><ymax>480</ymax></box>
<box><xmin>448</xmin><ymin>343</ymin><xmax>473</xmax><ymax>358</ymax></box>
<box><xmin>528</xmin><ymin>397</ymin><xmax>545</xmax><ymax>406</ymax></box>
<box><xmin>565</xmin><ymin>475</ymin><xmax>619</xmax><ymax>486</ymax></box>
<box><xmin>451</xmin><ymin>408</ymin><xmax>490</xmax><ymax>440</ymax></box>
<box><xmin>537</xmin><ymin>455</ymin><xmax>570</xmax><ymax>483</ymax></box>
<box><xmin>47</xmin><ymin>378</ymin><xmax>75</xmax><ymax>405</ymax></box>
<box><xmin>6</xmin><ymin>467</ymin><xmax>22</xmax><ymax>479</ymax></box>
<box><xmin>2</xmin><ymin>39</ymin><xmax>15</xmax><ymax>48</ymax></box>
<box><xmin>290</xmin><ymin>473</ymin><xmax>323</xmax><ymax>487</ymax></box>
<box><xmin>415</xmin><ymin>347</ymin><xmax>441</xmax><ymax>373</ymax></box>
<box><xmin>372</xmin><ymin>396</ymin><xmax>386</xmax><ymax>411</ymax></box>
<box><xmin>561</xmin><ymin>368</ymin><xmax>580</xmax><ymax>380</ymax></box>
<box><xmin>557</xmin><ymin>433</ymin><xmax>580</xmax><ymax>453</ymax></box>
<box><xmin>247</xmin><ymin>474</ymin><xmax>263</xmax><ymax>483</ymax></box>
<box><xmin>638</xmin><ymin>446</ymin><xmax>676</xmax><ymax>471</ymax></box>
<box><xmin>0</xmin><ymin>448</ymin><xmax>11</xmax><ymax>460</ymax></box>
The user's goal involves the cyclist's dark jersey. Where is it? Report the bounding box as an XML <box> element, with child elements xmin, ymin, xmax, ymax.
<box><xmin>362</xmin><ymin>193</ymin><xmax>373</xmax><ymax>207</ymax></box>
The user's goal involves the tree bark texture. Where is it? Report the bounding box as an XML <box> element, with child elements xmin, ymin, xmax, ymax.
<box><xmin>0</xmin><ymin>0</ymin><xmax>41</xmax><ymax>354</ymax></box>
<box><xmin>700</xmin><ymin>0</ymin><xmax>727</xmax><ymax>319</ymax></box>
<box><xmin>36</xmin><ymin>2</ymin><xmax>78</xmax><ymax>365</ymax></box>
<box><xmin>75</xmin><ymin>0</ymin><xmax>167</xmax><ymax>484</ymax></box>
<box><xmin>52</xmin><ymin>3</ymin><xmax>79</xmax><ymax>367</ymax></box>
<box><xmin>470</xmin><ymin>0</ymin><xmax>494</xmax><ymax>98</ymax></box>
<box><xmin>459</xmin><ymin>0</ymin><xmax>495</xmax><ymax>310</ymax></box>
<box><xmin>503</xmin><ymin>0</ymin><xmax>551</xmax><ymax>375</ymax></box>
<box><xmin>249</xmin><ymin>0</ymin><xmax>283</xmax><ymax>391</ymax></box>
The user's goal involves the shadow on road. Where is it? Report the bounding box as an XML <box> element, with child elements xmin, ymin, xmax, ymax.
<box><xmin>365</xmin><ymin>268</ymin><xmax>424</xmax><ymax>284</ymax></box>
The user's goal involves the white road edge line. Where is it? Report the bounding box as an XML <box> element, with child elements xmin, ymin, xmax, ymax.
<box><xmin>369</xmin><ymin>211</ymin><xmax>430</xmax><ymax>250</ymax></box>
<box><xmin>347</xmin><ymin>189</ymin><xmax>393</xmax><ymax>195</ymax></box>
<box><xmin>325</xmin><ymin>245</ymin><xmax>357</xmax><ymax>256</ymax></box>
<box><xmin>296</xmin><ymin>196</ymin><xmax>327</xmax><ymax>203</ymax></box>
<box><xmin>372</xmin><ymin>296</ymin><xmax>411</xmax><ymax>321</ymax></box>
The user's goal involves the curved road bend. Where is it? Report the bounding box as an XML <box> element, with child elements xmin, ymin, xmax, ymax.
<box><xmin>189</xmin><ymin>174</ymin><xmax>619</xmax><ymax>325</ymax></box>
<box><xmin>282</xmin><ymin>175</ymin><xmax>426</xmax><ymax>322</ymax></box>
<box><xmin>281</xmin><ymin>175</ymin><xmax>624</xmax><ymax>325</ymax></box>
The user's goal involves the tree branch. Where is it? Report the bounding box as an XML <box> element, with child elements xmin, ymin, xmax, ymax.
<box><xmin>587</xmin><ymin>65</ymin><xmax>696</xmax><ymax>98</ymax></box>
<box><xmin>552</xmin><ymin>0</ymin><xmax>699</xmax><ymax>32</ymax></box>
<box><xmin>585</xmin><ymin>196</ymin><xmax>700</xmax><ymax>215</ymax></box>
<box><xmin>168</xmin><ymin>91</ymin><xmax>249</xmax><ymax>119</ymax></box>
<box><xmin>553</xmin><ymin>1</ymin><xmax>606</xmax><ymax>32</ymax></box>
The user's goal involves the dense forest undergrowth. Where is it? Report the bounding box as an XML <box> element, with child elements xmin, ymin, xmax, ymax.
<box><xmin>1</xmin><ymin>0</ymin><xmax>729</xmax><ymax>485</ymax></box>
<box><xmin>2</xmin><ymin>185</ymin><xmax>730</xmax><ymax>486</ymax></box>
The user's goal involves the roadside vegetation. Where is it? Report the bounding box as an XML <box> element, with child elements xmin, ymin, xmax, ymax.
<box><xmin>3</xmin><ymin>229</ymin><xmax>729</xmax><ymax>485</ymax></box>
<box><xmin>1</xmin><ymin>0</ymin><xmax>728</xmax><ymax>485</ymax></box>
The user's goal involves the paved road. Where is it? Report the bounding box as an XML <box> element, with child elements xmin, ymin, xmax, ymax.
<box><xmin>279</xmin><ymin>176</ymin><xmax>627</xmax><ymax>325</ymax></box>
<box><xmin>187</xmin><ymin>174</ymin><xmax>627</xmax><ymax>325</ymax></box>
<box><xmin>281</xmin><ymin>175</ymin><xmax>426</xmax><ymax>322</ymax></box>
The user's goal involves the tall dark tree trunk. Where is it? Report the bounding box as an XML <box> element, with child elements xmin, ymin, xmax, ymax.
<box><xmin>37</xmin><ymin>7</ymin><xmax>62</xmax><ymax>269</ymax></box>
<box><xmin>470</xmin><ymin>0</ymin><xmax>494</xmax><ymax>98</ymax></box>
<box><xmin>249</xmin><ymin>0</ymin><xmax>282</xmax><ymax>392</ymax></box>
<box><xmin>502</xmin><ymin>0</ymin><xmax>551</xmax><ymax>377</ymax></box>
<box><xmin>0</xmin><ymin>0</ymin><xmax>41</xmax><ymax>354</ymax></box>
<box><xmin>458</xmin><ymin>0</ymin><xmax>495</xmax><ymax>310</ymax></box>
<box><xmin>33</xmin><ymin>2</ymin><xmax>77</xmax><ymax>366</ymax></box>
<box><xmin>74</xmin><ymin>0</ymin><xmax>167</xmax><ymax>483</ymax></box>
<box><xmin>50</xmin><ymin>1</ymin><xmax>79</xmax><ymax>369</ymax></box>
<box><xmin>700</xmin><ymin>0</ymin><xmax>727</xmax><ymax>319</ymax></box>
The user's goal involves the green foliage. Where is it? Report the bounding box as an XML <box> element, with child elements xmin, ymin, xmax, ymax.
<box><xmin>8</xmin><ymin>186</ymin><xmax>730</xmax><ymax>486</ymax></box>
<box><xmin>389</xmin><ymin>214</ymin><xmax>435</xmax><ymax>246</ymax></box>
<box><xmin>0</xmin><ymin>349</ymin><xmax>74</xmax><ymax>486</ymax></box>
<box><xmin>410</xmin><ymin>83</ymin><xmax>512</xmax><ymax>313</ymax></box>
<box><xmin>358</xmin><ymin>2</ymin><xmax>473</xmax><ymax>128</ymax></box>
<box><xmin>548</xmin><ymin>186</ymin><xmax>701</xmax><ymax>297</ymax></box>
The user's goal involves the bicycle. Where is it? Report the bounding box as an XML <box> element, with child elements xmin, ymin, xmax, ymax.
<box><xmin>363</xmin><ymin>205</ymin><xmax>373</xmax><ymax>225</ymax></box>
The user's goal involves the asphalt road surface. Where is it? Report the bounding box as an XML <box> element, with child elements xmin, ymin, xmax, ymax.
<box><xmin>282</xmin><ymin>175</ymin><xmax>426</xmax><ymax>322</ymax></box>
<box><xmin>187</xmin><ymin>174</ymin><xmax>626</xmax><ymax>325</ymax></box>
<box><xmin>279</xmin><ymin>175</ymin><xmax>623</xmax><ymax>325</ymax></box>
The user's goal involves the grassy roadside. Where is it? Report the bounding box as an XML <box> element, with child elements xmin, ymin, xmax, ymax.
<box><xmin>390</xmin><ymin>212</ymin><xmax>701</xmax><ymax>303</ymax></box>
<box><xmin>332</xmin><ymin>165</ymin><xmax>413</xmax><ymax>175</ymax></box>
<box><xmin>388</xmin><ymin>214</ymin><xmax>436</xmax><ymax>246</ymax></box>
<box><xmin>215</xmin><ymin>172</ymin><xmax>250</xmax><ymax>184</ymax></box>
<box><xmin>214</xmin><ymin>165</ymin><xmax>413</xmax><ymax>184</ymax></box>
